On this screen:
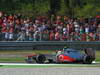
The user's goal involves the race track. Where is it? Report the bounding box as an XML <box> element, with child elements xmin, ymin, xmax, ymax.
<box><xmin>0</xmin><ymin>63</ymin><xmax>100</xmax><ymax>75</ymax></box>
<box><xmin>0</xmin><ymin>67</ymin><xmax>100</xmax><ymax>75</ymax></box>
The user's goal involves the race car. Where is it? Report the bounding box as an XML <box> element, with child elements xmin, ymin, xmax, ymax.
<box><xmin>25</xmin><ymin>48</ymin><xmax>95</xmax><ymax>64</ymax></box>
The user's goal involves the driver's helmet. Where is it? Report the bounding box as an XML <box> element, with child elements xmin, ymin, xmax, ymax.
<box><xmin>57</xmin><ymin>51</ymin><xmax>62</xmax><ymax>55</ymax></box>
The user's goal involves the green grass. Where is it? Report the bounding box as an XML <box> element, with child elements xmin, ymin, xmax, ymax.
<box><xmin>95</xmin><ymin>51</ymin><xmax>100</xmax><ymax>61</ymax></box>
<box><xmin>0</xmin><ymin>50</ymin><xmax>100</xmax><ymax>62</ymax></box>
<box><xmin>0</xmin><ymin>57</ymin><xmax>25</xmax><ymax>62</ymax></box>
<box><xmin>0</xmin><ymin>50</ymin><xmax>54</xmax><ymax>54</ymax></box>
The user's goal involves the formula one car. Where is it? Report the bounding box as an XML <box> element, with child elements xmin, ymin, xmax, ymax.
<box><xmin>25</xmin><ymin>48</ymin><xmax>95</xmax><ymax>64</ymax></box>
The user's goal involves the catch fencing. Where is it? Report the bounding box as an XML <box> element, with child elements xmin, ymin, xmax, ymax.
<box><xmin>0</xmin><ymin>41</ymin><xmax>100</xmax><ymax>50</ymax></box>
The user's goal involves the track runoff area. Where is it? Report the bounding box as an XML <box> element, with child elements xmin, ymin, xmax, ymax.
<box><xmin>0</xmin><ymin>61</ymin><xmax>100</xmax><ymax>67</ymax></box>
<box><xmin>0</xmin><ymin>63</ymin><xmax>100</xmax><ymax>75</ymax></box>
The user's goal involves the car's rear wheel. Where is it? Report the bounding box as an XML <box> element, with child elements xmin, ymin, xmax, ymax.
<box><xmin>83</xmin><ymin>55</ymin><xmax>92</xmax><ymax>64</ymax></box>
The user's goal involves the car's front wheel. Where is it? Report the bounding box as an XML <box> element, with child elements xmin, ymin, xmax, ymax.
<box><xmin>36</xmin><ymin>54</ymin><xmax>46</xmax><ymax>64</ymax></box>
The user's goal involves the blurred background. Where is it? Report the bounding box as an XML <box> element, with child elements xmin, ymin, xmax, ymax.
<box><xmin>0</xmin><ymin>0</ymin><xmax>100</xmax><ymax>42</ymax></box>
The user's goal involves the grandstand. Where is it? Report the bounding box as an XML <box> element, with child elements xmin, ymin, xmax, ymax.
<box><xmin>0</xmin><ymin>13</ymin><xmax>100</xmax><ymax>42</ymax></box>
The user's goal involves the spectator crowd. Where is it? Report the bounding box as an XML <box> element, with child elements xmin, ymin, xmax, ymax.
<box><xmin>0</xmin><ymin>12</ymin><xmax>100</xmax><ymax>41</ymax></box>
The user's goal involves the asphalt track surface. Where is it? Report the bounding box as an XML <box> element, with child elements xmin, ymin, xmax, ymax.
<box><xmin>0</xmin><ymin>66</ymin><xmax>100</xmax><ymax>75</ymax></box>
<box><xmin>0</xmin><ymin>63</ymin><xmax>100</xmax><ymax>75</ymax></box>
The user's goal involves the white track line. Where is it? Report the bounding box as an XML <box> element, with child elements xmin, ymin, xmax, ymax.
<box><xmin>0</xmin><ymin>63</ymin><xmax>60</xmax><ymax>66</ymax></box>
<box><xmin>0</xmin><ymin>62</ymin><xmax>100</xmax><ymax>66</ymax></box>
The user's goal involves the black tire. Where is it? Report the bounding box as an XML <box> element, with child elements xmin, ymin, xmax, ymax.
<box><xmin>36</xmin><ymin>54</ymin><xmax>46</xmax><ymax>63</ymax></box>
<box><xmin>83</xmin><ymin>55</ymin><xmax>92</xmax><ymax>64</ymax></box>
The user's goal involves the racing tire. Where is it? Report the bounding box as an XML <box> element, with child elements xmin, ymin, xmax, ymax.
<box><xmin>36</xmin><ymin>54</ymin><xmax>46</xmax><ymax>64</ymax></box>
<box><xmin>83</xmin><ymin>55</ymin><xmax>92</xmax><ymax>64</ymax></box>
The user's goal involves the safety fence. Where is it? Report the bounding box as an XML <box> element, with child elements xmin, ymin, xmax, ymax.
<box><xmin>0</xmin><ymin>41</ymin><xmax>100</xmax><ymax>50</ymax></box>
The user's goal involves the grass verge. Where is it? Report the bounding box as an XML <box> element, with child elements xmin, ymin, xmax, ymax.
<box><xmin>0</xmin><ymin>50</ymin><xmax>100</xmax><ymax>62</ymax></box>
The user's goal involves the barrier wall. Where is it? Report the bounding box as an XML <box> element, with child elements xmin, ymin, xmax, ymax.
<box><xmin>0</xmin><ymin>41</ymin><xmax>100</xmax><ymax>50</ymax></box>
